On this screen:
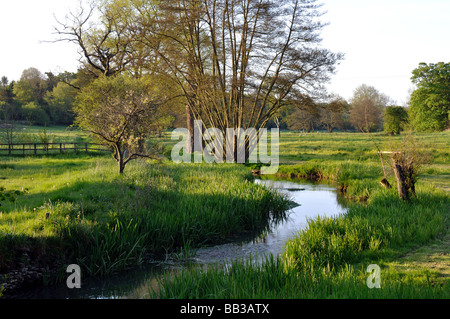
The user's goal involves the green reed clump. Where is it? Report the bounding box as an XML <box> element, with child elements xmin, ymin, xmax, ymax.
<box><xmin>282</xmin><ymin>186</ymin><xmax>448</xmax><ymax>273</ymax></box>
<box><xmin>152</xmin><ymin>255</ymin><xmax>449</xmax><ymax>299</ymax></box>
<box><xmin>151</xmin><ymin>182</ymin><xmax>449</xmax><ymax>299</ymax></box>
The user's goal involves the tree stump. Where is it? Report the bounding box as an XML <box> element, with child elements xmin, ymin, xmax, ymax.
<box><xmin>392</xmin><ymin>160</ymin><xmax>408</xmax><ymax>200</ymax></box>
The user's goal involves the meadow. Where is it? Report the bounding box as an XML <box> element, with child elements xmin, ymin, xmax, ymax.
<box><xmin>153</xmin><ymin>130</ymin><xmax>450</xmax><ymax>298</ymax></box>
<box><xmin>0</xmin><ymin>127</ymin><xmax>289</xmax><ymax>292</ymax></box>
<box><xmin>0</xmin><ymin>126</ymin><xmax>449</xmax><ymax>298</ymax></box>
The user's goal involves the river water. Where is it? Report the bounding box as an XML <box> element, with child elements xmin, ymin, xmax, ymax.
<box><xmin>8</xmin><ymin>178</ymin><xmax>348</xmax><ymax>299</ymax></box>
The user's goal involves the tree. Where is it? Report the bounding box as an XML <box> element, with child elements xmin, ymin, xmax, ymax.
<box><xmin>44</xmin><ymin>82</ymin><xmax>78</xmax><ymax>124</ymax></box>
<box><xmin>13</xmin><ymin>68</ymin><xmax>47</xmax><ymax>105</ymax></box>
<box><xmin>350</xmin><ymin>84</ymin><xmax>390</xmax><ymax>132</ymax></box>
<box><xmin>384</xmin><ymin>106</ymin><xmax>408</xmax><ymax>135</ymax></box>
<box><xmin>1</xmin><ymin>76</ymin><xmax>8</xmax><ymax>87</ymax></box>
<box><xmin>22</xmin><ymin>102</ymin><xmax>50</xmax><ymax>126</ymax></box>
<box><xmin>148</xmin><ymin>0</ymin><xmax>342</xmax><ymax>161</ymax></box>
<box><xmin>57</xmin><ymin>0</ymin><xmax>341</xmax><ymax>162</ymax></box>
<box><xmin>0</xmin><ymin>78</ymin><xmax>14</xmax><ymax>104</ymax></box>
<box><xmin>408</xmin><ymin>62</ymin><xmax>449</xmax><ymax>132</ymax></box>
<box><xmin>286</xmin><ymin>107</ymin><xmax>319</xmax><ymax>132</ymax></box>
<box><xmin>53</xmin><ymin>0</ymin><xmax>138</xmax><ymax>78</ymax></box>
<box><xmin>389</xmin><ymin>133</ymin><xmax>432</xmax><ymax>201</ymax></box>
<box><xmin>74</xmin><ymin>74</ymin><xmax>171</xmax><ymax>174</ymax></box>
<box><xmin>320</xmin><ymin>97</ymin><xmax>349</xmax><ymax>133</ymax></box>
<box><xmin>285</xmin><ymin>95</ymin><xmax>320</xmax><ymax>132</ymax></box>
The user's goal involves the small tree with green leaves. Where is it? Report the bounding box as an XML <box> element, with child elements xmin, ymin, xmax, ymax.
<box><xmin>74</xmin><ymin>75</ymin><xmax>171</xmax><ymax>174</ymax></box>
<box><xmin>384</xmin><ymin>106</ymin><xmax>408</xmax><ymax>135</ymax></box>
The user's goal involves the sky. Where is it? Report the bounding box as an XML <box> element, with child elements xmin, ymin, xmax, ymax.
<box><xmin>0</xmin><ymin>0</ymin><xmax>449</xmax><ymax>106</ymax></box>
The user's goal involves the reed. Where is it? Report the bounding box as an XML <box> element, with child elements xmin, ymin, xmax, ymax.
<box><xmin>151</xmin><ymin>181</ymin><xmax>449</xmax><ymax>299</ymax></box>
<box><xmin>0</xmin><ymin>155</ymin><xmax>290</xmax><ymax>280</ymax></box>
<box><xmin>152</xmin><ymin>255</ymin><xmax>449</xmax><ymax>299</ymax></box>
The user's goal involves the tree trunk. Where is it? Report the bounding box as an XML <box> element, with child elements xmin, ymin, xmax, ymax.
<box><xmin>186</xmin><ymin>104</ymin><xmax>194</xmax><ymax>153</ymax></box>
<box><xmin>118</xmin><ymin>155</ymin><xmax>125</xmax><ymax>174</ymax></box>
<box><xmin>392</xmin><ymin>159</ymin><xmax>408</xmax><ymax>200</ymax></box>
<box><xmin>114</xmin><ymin>143</ymin><xmax>125</xmax><ymax>174</ymax></box>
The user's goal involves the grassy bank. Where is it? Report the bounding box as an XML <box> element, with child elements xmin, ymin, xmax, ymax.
<box><xmin>0</xmin><ymin>154</ymin><xmax>289</xmax><ymax>290</ymax></box>
<box><xmin>151</xmin><ymin>130</ymin><xmax>449</xmax><ymax>299</ymax></box>
<box><xmin>151</xmin><ymin>183</ymin><xmax>449</xmax><ymax>299</ymax></box>
<box><xmin>1</xmin><ymin>127</ymin><xmax>449</xmax><ymax>298</ymax></box>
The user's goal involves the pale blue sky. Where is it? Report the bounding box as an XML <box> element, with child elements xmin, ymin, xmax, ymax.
<box><xmin>1</xmin><ymin>0</ymin><xmax>449</xmax><ymax>105</ymax></box>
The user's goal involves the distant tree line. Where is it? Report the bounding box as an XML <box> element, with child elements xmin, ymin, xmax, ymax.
<box><xmin>268</xmin><ymin>62</ymin><xmax>449</xmax><ymax>134</ymax></box>
<box><xmin>266</xmin><ymin>84</ymin><xmax>393</xmax><ymax>133</ymax></box>
<box><xmin>0</xmin><ymin>68</ymin><xmax>80</xmax><ymax>126</ymax></box>
<box><xmin>2</xmin><ymin>62</ymin><xmax>447</xmax><ymax>137</ymax></box>
<box><xmin>0</xmin><ymin>66</ymin><xmax>186</xmax><ymax>129</ymax></box>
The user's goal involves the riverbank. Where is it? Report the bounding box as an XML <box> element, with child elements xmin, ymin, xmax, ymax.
<box><xmin>151</xmin><ymin>177</ymin><xmax>449</xmax><ymax>299</ymax></box>
<box><xmin>1</xmin><ymin>129</ymin><xmax>448</xmax><ymax>298</ymax></box>
<box><xmin>151</xmin><ymin>131</ymin><xmax>449</xmax><ymax>298</ymax></box>
<box><xmin>0</xmin><ymin>156</ymin><xmax>289</xmax><ymax>295</ymax></box>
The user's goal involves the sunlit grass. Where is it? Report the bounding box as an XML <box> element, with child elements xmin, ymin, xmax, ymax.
<box><xmin>1</xmin><ymin>127</ymin><xmax>449</xmax><ymax>297</ymax></box>
<box><xmin>0</xmin><ymin>154</ymin><xmax>290</xmax><ymax>279</ymax></box>
<box><xmin>150</xmin><ymin>130</ymin><xmax>449</xmax><ymax>299</ymax></box>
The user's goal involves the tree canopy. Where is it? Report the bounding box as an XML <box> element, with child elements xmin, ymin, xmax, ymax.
<box><xmin>54</xmin><ymin>0</ymin><xmax>343</xmax><ymax>161</ymax></box>
<box><xmin>384</xmin><ymin>106</ymin><xmax>409</xmax><ymax>135</ymax></box>
<box><xmin>74</xmin><ymin>74</ymin><xmax>173</xmax><ymax>173</ymax></box>
<box><xmin>349</xmin><ymin>84</ymin><xmax>390</xmax><ymax>132</ymax></box>
<box><xmin>409</xmin><ymin>62</ymin><xmax>449</xmax><ymax>132</ymax></box>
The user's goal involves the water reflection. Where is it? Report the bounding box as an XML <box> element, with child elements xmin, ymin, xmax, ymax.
<box><xmin>194</xmin><ymin>179</ymin><xmax>348</xmax><ymax>264</ymax></box>
<box><xmin>7</xmin><ymin>178</ymin><xmax>348</xmax><ymax>299</ymax></box>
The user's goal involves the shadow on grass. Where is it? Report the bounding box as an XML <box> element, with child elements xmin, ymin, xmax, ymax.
<box><xmin>0</xmin><ymin>171</ymin><xmax>289</xmax><ymax>292</ymax></box>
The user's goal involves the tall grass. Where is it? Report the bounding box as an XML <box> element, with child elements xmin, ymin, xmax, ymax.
<box><xmin>1</xmin><ymin>128</ymin><xmax>449</xmax><ymax>297</ymax></box>
<box><xmin>282</xmin><ymin>186</ymin><xmax>448</xmax><ymax>272</ymax></box>
<box><xmin>0</xmin><ymin>156</ymin><xmax>290</xmax><ymax>282</ymax></box>
<box><xmin>153</xmin><ymin>255</ymin><xmax>449</xmax><ymax>299</ymax></box>
<box><xmin>151</xmin><ymin>185</ymin><xmax>449</xmax><ymax>299</ymax></box>
<box><xmin>149</xmin><ymin>130</ymin><xmax>449</xmax><ymax>299</ymax></box>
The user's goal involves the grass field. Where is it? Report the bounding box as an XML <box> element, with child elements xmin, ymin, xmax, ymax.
<box><xmin>153</xmin><ymin>129</ymin><xmax>450</xmax><ymax>299</ymax></box>
<box><xmin>0</xmin><ymin>126</ymin><xmax>449</xmax><ymax>298</ymax></box>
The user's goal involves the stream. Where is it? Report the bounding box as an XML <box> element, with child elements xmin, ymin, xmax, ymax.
<box><xmin>7</xmin><ymin>178</ymin><xmax>348</xmax><ymax>299</ymax></box>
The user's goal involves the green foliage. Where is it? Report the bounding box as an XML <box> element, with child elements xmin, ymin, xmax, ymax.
<box><xmin>1</xmin><ymin>129</ymin><xmax>448</xmax><ymax>297</ymax></box>
<box><xmin>74</xmin><ymin>74</ymin><xmax>174</xmax><ymax>173</ymax></box>
<box><xmin>22</xmin><ymin>102</ymin><xmax>50</xmax><ymax>126</ymax></box>
<box><xmin>44</xmin><ymin>82</ymin><xmax>77</xmax><ymax>124</ymax></box>
<box><xmin>409</xmin><ymin>88</ymin><xmax>449</xmax><ymax>132</ymax></box>
<box><xmin>1</xmin><ymin>68</ymin><xmax>80</xmax><ymax>126</ymax></box>
<box><xmin>283</xmin><ymin>188</ymin><xmax>448</xmax><ymax>271</ymax></box>
<box><xmin>150</xmin><ymin>131</ymin><xmax>449</xmax><ymax>299</ymax></box>
<box><xmin>409</xmin><ymin>62</ymin><xmax>450</xmax><ymax>132</ymax></box>
<box><xmin>12</xmin><ymin>80</ymin><xmax>37</xmax><ymax>105</ymax></box>
<box><xmin>153</xmin><ymin>255</ymin><xmax>449</xmax><ymax>299</ymax></box>
<box><xmin>384</xmin><ymin>106</ymin><xmax>409</xmax><ymax>135</ymax></box>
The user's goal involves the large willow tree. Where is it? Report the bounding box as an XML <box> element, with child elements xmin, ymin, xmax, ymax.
<box><xmin>56</xmin><ymin>0</ymin><xmax>342</xmax><ymax>161</ymax></box>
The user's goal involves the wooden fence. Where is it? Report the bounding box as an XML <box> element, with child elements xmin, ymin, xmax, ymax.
<box><xmin>0</xmin><ymin>143</ymin><xmax>111</xmax><ymax>156</ymax></box>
